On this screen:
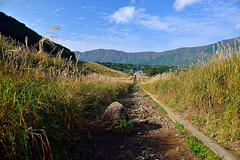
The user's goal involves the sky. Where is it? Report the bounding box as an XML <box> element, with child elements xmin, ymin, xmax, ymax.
<box><xmin>0</xmin><ymin>0</ymin><xmax>240</xmax><ymax>53</ymax></box>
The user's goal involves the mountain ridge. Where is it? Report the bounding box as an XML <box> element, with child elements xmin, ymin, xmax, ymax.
<box><xmin>74</xmin><ymin>36</ymin><xmax>239</xmax><ymax>66</ymax></box>
<box><xmin>0</xmin><ymin>12</ymin><xmax>76</xmax><ymax>60</ymax></box>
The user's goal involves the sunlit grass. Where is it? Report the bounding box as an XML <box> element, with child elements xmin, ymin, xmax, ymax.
<box><xmin>141</xmin><ymin>39</ymin><xmax>240</xmax><ymax>145</ymax></box>
<box><xmin>0</xmin><ymin>32</ymin><xmax>132</xmax><ymax>159</ymax></box>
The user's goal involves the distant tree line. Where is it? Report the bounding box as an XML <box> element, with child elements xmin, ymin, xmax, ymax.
<box><xmin>97</xmin><ymin>62</ymin><xmax>177</xmax><ymax>76</ymax></box>
<box><xmin>0</xmin><ymin>12</ymin><xmax>76</xmax><ymax>60</ymax></box>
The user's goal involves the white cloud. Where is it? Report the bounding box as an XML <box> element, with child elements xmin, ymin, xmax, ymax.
<box><xmin>173</xmin><ymin>0</ymin><xmax>202</xmax><ymax>11</ymax></box>
<box><xmin>52</xmin><ymin>8</ymin><xmax>65</xmax><ymax>15</ymax></box>
<box><xmin>74</xmin><ymin>16</ymin><xmax>84</xmax><ymax>20</ymax></box>
<box><xmin>136</xmin><ymin>14</ymin><xmax>169</xmax><ymax>30</ymax></box>
<box><xmin>82</xmin><ymin>6</ymin><xmax>94</xmax><ymax>9</ymax></box>
<box><xmin>36</xmin><ymin>19</ymin><xmax>44</xmax><ymax>23</ymax></box>
<box><xmin>109</xmin><ymin>6</ymin><xmax>168</xmax><ymax>30</ymax></box>
<box><xmin>74</xmin><ymin>22</ymin><xmax>82</xmax><ymax>24</ymax></box>
<box><xmin>70</xmin><ymin>32</ymin><xmax>78</xmax><ymax>35</ymax></box>
<box><xmin>110</xmin><ymin>6</ymin><xmax>136</xmax><ymax>24</ymax></box>
<box><xmin>108</xmin><ymin>0</ymin><xmax>240</xmax><ymax>36</ymax></box>
<box><xmin>131</xmin><ymin>0</ymin><xmax>136</xmax><ymax>4</ymax></box>
<box><xmin>82</xmin><ymin>6</ymin><xmax>96</xmax><ymax>11</ymax></box>
<box><xmin>236</xmin><ymin>24</ymin><xmax>240</xmax><ymax>30</ymax></box>
<box><xmin>27</xmin><ymin>6</ymin><xmax>34</xmax><ymax>9</ymax></box>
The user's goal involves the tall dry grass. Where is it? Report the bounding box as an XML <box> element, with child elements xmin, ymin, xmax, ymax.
<box><xmin>0</xmin><ymin>30</ymin><xmax>132</xmax><ymax>159</ymax></box>
<box><xmin>141</xmin><ymin>39</ymin><xmax>240</xmax><ymax>146</ymax></box>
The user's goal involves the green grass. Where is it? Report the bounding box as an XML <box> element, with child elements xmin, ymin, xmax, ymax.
<box><xmin>175</xmin><ymin>122</ymin><xmax>184</xmax><ymax>131</ymax></box>
<box><xmin>120</xmin><ymin>120</ymin><xmax>133</xmax><ymax>133</ymax></box>
<box><xmin>153</xmin><ymin>101</ymin><xmax>167</xmax><ymax>114</ymax></box>
<box><xmin>185</xmin><ymin>135</ymin><xmax>220</xmax><ymax>160</ymax></box>
<box><xmin>175</xmin><ymin>123</ymin><xmax>220</xmax><ymax>159</ymax></box>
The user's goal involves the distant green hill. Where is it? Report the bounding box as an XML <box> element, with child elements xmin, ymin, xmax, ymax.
<box><xmin>0</xmin><ymin>12</ymin><xmax>76</xmax><ymax>60</ymax></box>
<box><xmin>74</xmin><ymin>37</ymin><xmax>239</xmax><ymax>66</ymax></box>
<box><xmin>74</xmin><ymin>49</ymin><xmax>159</xmax><ymax>64</ymax></box>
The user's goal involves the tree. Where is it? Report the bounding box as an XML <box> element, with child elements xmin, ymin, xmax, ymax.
<box><xmin>132</xmin><ymin>66</ymin><xmax>136</xmax><ymax>73</ymax></box>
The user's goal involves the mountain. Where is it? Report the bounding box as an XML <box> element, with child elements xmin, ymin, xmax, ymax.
<box><xmin>74</xmin><ymin>49</ymin><xmax>160</xmax><ymax>64</ymax></box>
<box><xmin>0</xmin><ymin>12</ymin><xmax>76</xmax><ymax>60</ymax></box>
<box><xmin>74</xmin><ymin>37</ymin><xmax>239</xmax><ymax>66</ymax></box>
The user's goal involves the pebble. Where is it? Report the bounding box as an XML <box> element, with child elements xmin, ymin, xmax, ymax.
<box><xmin>142</xmin><ymin>150</ymin><xmax>150</xmax><ymax>160</ymax></box>
<box><xmin>129</xmin><ymin>138</ymin><xmax>139</xmax><ymax>146</ymax></box>
<box><xmin>126</xmin><ymin>150</ymin><xmax>134</xmax><ymax>158</ymax></box>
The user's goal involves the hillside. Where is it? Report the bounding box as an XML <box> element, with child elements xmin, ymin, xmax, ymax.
<box><xmin>75</xmin><ymin>49</ymin><xmax>159</xmax><ymax>64</ymax></box>
<box><xmin>0</xmin><ymin>11</ymin><xmax>76</xmax><ymax>60</ymax></box>
<box><xmin>74</xmin><ymin>36</ymin><xmax>240</xmax><ymax>66</ymax></box>
<box><xmin>78</xmin><ymin>61</ymin><xmax>129</xmax><ymax>77</ymax></box>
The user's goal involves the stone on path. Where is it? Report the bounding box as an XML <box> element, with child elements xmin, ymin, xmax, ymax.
<box><xmin>99</xmin><ymin>102</ymin><xmax>128</xmax><ymax>123</ymax></box>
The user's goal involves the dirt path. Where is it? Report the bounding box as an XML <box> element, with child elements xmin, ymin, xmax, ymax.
<box><xmin>80</xmin><ymin>84</ymin><xmax>199</xmax><ymax>160</ymax></box>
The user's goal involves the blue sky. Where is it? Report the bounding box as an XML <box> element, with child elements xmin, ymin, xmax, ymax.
<box><xmin>0</xmin><ymin>0</ymin><xmax>240</xmax><ymax>52</ymax></box>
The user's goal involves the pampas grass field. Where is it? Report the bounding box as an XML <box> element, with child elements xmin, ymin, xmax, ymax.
<box><xmin>141</xmin><ymin>39</ymin><xmax>240</xmax><ymax>157</ymax></box>
<box><xmin>0</xmin><ymin>28</ymin><xmax>133</xmax><ymax>159</ymax></box>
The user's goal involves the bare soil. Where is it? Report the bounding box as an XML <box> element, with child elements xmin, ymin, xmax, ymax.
<box><xmin>79</xmin><ymin>84</ymin><xmax>200</xmax><ymax>160</ymax></box>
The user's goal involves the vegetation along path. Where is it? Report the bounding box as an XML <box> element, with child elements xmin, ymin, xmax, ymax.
<box><xmin>140</xmin><ymin>84</ymin><xmax>239</xmax><ymax>160</ymax></box>
<box><xmin>80</xmin><ymin>83</ymin><xmax>200</xmax><ymax>160</ymax></box>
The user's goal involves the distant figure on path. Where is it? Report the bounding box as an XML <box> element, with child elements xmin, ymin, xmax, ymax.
<box><xmin>134</xmin><ymin>75</ymin><xmax>136</xmax><ymax>84</ymax></box>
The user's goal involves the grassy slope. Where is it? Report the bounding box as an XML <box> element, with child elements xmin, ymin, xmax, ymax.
<box><xmin>78</xmin><ymin>61</ymin><xmax>129</xmax><ymax>78</ymax></box>
<box><xmin>0</xmin><ymin>34</ymin><xmax>133</xmax><ymax>159</ymax></box>
<box><xmin>141</xmin><ymin>42</ymin><xmax>240</xmax><ymax>156</ymax></box>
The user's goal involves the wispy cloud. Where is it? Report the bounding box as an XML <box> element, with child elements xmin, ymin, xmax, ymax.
<box><xmin>173</xmin><ymin>0</ymin><xmax>202</xmax><ymax>11</ymax></box>
<box><xmin>236</xmin><ymin>24</ymin><xmax>240</xmax><ymax>30</ymax></box>
<box><xmin>66</xmin><ymin>0</ymin><xmax>240</xmax><ymax>52</ymax></box>
<box><xmin>108</xmin><ymin>0</ymin><xmax>240</xmax><ymax>36</ymax></box>
<box><xmin>74</xmin><ymin>16</ymin><xmax>84</xmax><ymax>20</ymax></box>
<box><xmin>82</xmin><ymin>6</ymin><xmax>94</xmax><ymax>9</ymax></box>
<box><xmin>52</xmin><ymin>8</ymin><xmax>65</xmax><ymax>14</ymax></box>
<box><xmin>130</xmin><ymin>0</ymin><xmax>136</xmax><ymax>4</ymax></box>
<box><xmin>73</xmin><ymin>22</ymin><xmax>82</xmax><ymax>24</ymax></box>
<box><xmin>73</xmin><ymin>16</ymin><xmax>85</xmax><ymax>25</ymax></box>
<box><xmin>70</xmin><ymin>32</ymin><xmax>78</xmax><ymax>35</ymax></box>
<box><xmin>26</xmin><ymin>5</ymin><xmax>34</xmax><ymax>9</ymax></box>
<box><xmin>82</xmin><ymin>6</ymin><xmax>96</xmax><ymax>11</ymax></box>
<box><xmin>136</xmin><ymin>14</ymin><xmax>169</xmax><ymax>30</ymax></box>
<box><xmin>61</xmin><ymin>24</ymin><xmax>68</xmax><ymax>29</ymax></box>
<box><xmin>109</xmin><ymin>6</ymin><xmax>168</xmax><ymax>30</ymax></box>
<box><xmin>36</xmin><ymin>19</ymin><xmax>44</xmax><ymax>23</ymax></box>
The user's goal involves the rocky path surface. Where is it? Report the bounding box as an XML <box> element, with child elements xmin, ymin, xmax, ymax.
<box><xmin>80</xmin><ymin>84</ymin><xmax>200</xmax><ymax>160</ymax></box>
